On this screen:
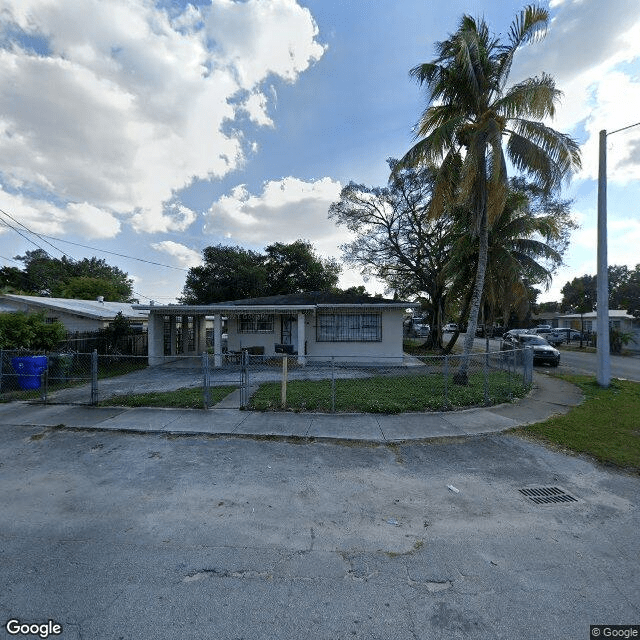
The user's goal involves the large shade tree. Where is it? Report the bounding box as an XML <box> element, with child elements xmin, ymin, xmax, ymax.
<box><xmin>180</xmin><ymin>240</ymin><xmax>340</xmax><ymax>304</ymax></box>
<box><xmin>329</xmin><ymin>159</ymin><xmax>456</xmax><ymax>348</ymax></box>
<box><xmin>398</xmin><ymin>5</ymin><xmax>581</xmax><ymax>382</ymax></box>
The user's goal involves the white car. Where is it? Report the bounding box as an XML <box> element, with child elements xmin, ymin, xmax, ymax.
<box><xmin>443</xmin><ymin>323</ymin><xmax>458</xmax><ymax>332</ymax></box>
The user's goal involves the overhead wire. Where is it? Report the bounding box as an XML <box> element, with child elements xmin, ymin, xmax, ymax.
<box><xmin>0</xmin><ymin>207</ymin><xmax>68</xmax><ymax>258</ymax></box>
<box><xmin>0</xmin><ymin>206</ymin><xmax>194</xmax><ymax>301</ymax></box>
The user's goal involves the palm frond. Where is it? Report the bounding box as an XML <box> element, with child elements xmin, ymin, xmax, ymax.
<box><xmin>498</xmin><ymin>5</ymin><xmax>549</xmax><ymax>86</ymax></box>
<box><xmin>508</xmin><ymin>120</ymin><xmax>582</xmax><ymax>189</ymax></box>
<box><xmin>494</xmin><ymin>74</ymin><xmax>560</xmax><ymax>120</ymax></box>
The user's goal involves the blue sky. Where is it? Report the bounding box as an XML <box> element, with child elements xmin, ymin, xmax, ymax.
<box><xmin>0</xmin><ymin>0</ymin><xmax>639</xmax><ymax>305</ymax></box>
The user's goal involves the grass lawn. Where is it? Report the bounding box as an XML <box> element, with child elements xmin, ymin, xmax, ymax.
<box><xmin>515</xmin><ymin>375</ymin><xmax>640</xmax><ymax>472</ymax></box>
<box><xmin>99</xmin><ymin>386</ymin><xmax>237</xmax><ymax>409</ymax></box>
<box><xmin>249</xmin><ymin>371</ymin><xmax>530</xmax><ymax>413</ymax></box>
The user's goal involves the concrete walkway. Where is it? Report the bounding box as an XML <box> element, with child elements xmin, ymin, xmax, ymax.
<box><xmin>0</xmin><ymin>373</ymin><xmax>583</xmax><ymax>442</ymax></box>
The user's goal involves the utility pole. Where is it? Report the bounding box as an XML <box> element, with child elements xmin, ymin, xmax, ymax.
<box><xmin>597</xmin><ymin>130</ymin><xmax>610</xmax><ymax>388</ymax></box>
<box><xmin>596</xmin><ymin>121</ymin><xmax>640</xmax><ymax>388</ymax></box>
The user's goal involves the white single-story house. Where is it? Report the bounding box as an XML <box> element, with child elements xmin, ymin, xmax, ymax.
<box><xmin>555</xmin><ymin>309</ymin><xmax>637</xmax><ymax>334</ymax></box>
<box><xmin>0</xmin><ymin>294</ymin><xmax>149</xmax><ymax>333</ymax></box>
<box><xmin>556</xmin><ymin>309</ymin><xmax>640</xmax><ymax>352</ymax></box>
<box><xmin>136</xmin><ymin>292</ymin><xmax>419</xmax><ymax>366</ymax></box>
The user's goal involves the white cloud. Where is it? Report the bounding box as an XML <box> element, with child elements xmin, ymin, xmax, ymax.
<box><xmin>0</xmin><ymin>187</ymin><xmax>120</xmax><ymax>240</ymax></box>
<box><xmin>511</xmin><ymin>0</ymin><xmax>640</xmax><ymax>185</ymax></box>
<box><xmin>0</xmin><ymin>0</ymin><xmax>325</xmax><ymax>236</ymax></box>
<box><xmin>204</xmin><ymin>176</ymin><xmax>343</xmax><ymax>246</ymax></box>
<box><xmin>203</xmin><ymin>175</ymin><xmax>387</xmax><ymax>294</ymax></box>
<box><xmin>151</xmin><ymin>241</ymin><xmax>202</xmax><ymax>269</ymax></box>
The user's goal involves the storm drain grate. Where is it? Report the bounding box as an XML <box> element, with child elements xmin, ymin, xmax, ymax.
<box><xmin>519</xmin><ymin>486</ymin><xmax>578</xmax><ymax>504</ymax></box>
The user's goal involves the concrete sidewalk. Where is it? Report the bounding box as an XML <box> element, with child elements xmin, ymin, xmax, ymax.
<box><xmin>0</xmin><ymin>373</ymin><xmax>582</xmax><ymax>442</ymax></box>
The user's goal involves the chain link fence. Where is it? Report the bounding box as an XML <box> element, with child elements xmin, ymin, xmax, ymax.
<box><xmin>1</xmin><ymin>348</ymin><xmax>533</xmax><ymax>412</ymax></box>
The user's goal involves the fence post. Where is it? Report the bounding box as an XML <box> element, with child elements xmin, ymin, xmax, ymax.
<box><xmin>281</xmin><ymin>355</ymin><xmax>288</xmax><ymax>408</ymax></box>
<box><xmin>202</xmin><ymin>352</ymin><xmax>210</xmax><ymax>409</ymax></box>
<box><xmin>524</xmin><ymin>347</ymin><xmax>533</xmax><ymax>386</ymax></box>
<box><xmin>41</xmin><ymin>356</ymin><xmax>48</xmax><ymax>405</ymax></box>
<box><xmin>483</xmin><ymin>351</ymin><xmax>489</xmax><ymax>406</ymax></box>
<box><xmin>444</xmin><ymin>354</ymin><xmax>449</xmax><ymax>409</ymax></box>
<box><xmin>331</xmin><ymin>356</ymin><xmax>336</xmax><ymax>413</ymax></box>
<box><xmin>241</xmin><ymin>351</ymin><xmax>249</xmax><ymax>408</ymax></box>
<box><xmin>90</xmin><ymin>349</ymin><xmax>98</xmax><ymax>405</ymax></box>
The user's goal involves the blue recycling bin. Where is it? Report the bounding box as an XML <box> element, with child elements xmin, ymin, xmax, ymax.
<box><xmin>11</xmin><ymin>356</ymin><xmax>48</xmax><ymax>390</ymax></box>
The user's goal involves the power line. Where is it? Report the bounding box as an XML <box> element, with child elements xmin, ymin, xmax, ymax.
<box><xmin>608</xmin><ymin>121</ymin><xmax>640</xmax><ymax>136</ymax></box>
<box><xmin>0</xmin><ymin>216</ymin><xmax>54</xmax><ymax>258</ymax></box>
<box><xmin>0</xmin><ymin>208</ymin><xmax>68</xmax><ymax>258</ymax></box>
<box><xmin>36</xmin><ymin>233</ymin><xmax>192</xmax><ymax>272</ymax></box>
<box><xmin>0</xmin><ymin>210</ymin><xmax>194</xmax><ymax>272</ymax></box>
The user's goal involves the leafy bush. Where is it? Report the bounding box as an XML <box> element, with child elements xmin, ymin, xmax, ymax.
<box><xmin>0</xmin><ymin>311</ymin><xmax>66</xmax><ymax>351</ymax></box>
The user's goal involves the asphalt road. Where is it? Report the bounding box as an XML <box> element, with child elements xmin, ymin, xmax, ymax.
<box><xmin>1</xmin><ymin>424</ymin><xmax>638</xmax><ymax>640</ymax></box>
<box><xmin>462</xmin><ymin>334</ymin><xmax>640</xmax><ymax>381</ymax></box>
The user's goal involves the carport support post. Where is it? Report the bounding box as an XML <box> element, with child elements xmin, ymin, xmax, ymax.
<box><xmin>91</xmin><ymin>349</ymin><xmax>98</xmax><ymax>405</ymax></box>
<box><xmin>202</xmin><ymin>352</ymin><xmax>210</xmax><ymax>409</ymax></box>
<box><xmin>297</xmin><ymin>312</ymin><xmax>306</xmax><ymax>365</ymax></box>
<box><xmin>213</xmin><ymin>314</ymin><xmax>222</xmax><ymax>368</ymax></box>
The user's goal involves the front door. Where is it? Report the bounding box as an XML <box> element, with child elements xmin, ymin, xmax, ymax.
<box><xmin>281</xmin><ymin>316</ymin><xmax>298</xmax><ymax>351</ymax></box>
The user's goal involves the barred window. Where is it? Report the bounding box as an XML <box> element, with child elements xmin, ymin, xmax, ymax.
<box><xmin>238</xmin><ymin>314</ymin><xmax>274</xmax><ymax>333</ymax></box>
<box><xmin>316</xmin><ymin>313</ymin><xmax>382</xmax><ymax>342</ymax></box>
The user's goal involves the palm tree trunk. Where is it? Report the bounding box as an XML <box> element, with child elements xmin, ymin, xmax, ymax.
<box><xmin>455</xmin><ymin>209</ymin><xmax>489</xmax><ymax>384</ymax></box>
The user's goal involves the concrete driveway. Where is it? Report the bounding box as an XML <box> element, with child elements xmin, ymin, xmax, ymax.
<box><xmin>1</xmin><ymin>425</ymin><xmax>638</xmax><ymax>639</ymax></box>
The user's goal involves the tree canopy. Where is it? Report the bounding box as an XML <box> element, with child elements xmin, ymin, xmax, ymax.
<box><xmin>180</xmin><ymin>240</ymin><xmax>341</xmax><ymax>304</ymax></box>
<box><xmin>560</xmin><ymin>265</ymin><xmax>640</xmax><ymax>315</ymax></box>
<box><xmin>330</xmin><ymin>160</ymin><xmax>575</xmax><ymax>350</ymax></box>
<box><xmin>1</xmin><ymin>250</ymin><xmax>135</xmax><ymax>302</ymax></box>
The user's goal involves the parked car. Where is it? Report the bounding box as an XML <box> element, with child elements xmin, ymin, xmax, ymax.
<box><xmin>502</xmin><ymin>328</ymin><xmax>527</xmax><ymax>342</ymax></box>
<box><xmin>489</xmin><ymin>326</ymin><xmax>505</xmax><ymax>338</ymax></box>
<box><xmin>551</xmin><ymin>328</ymin><xmax>583</xmax><ymax>342</ymax></box>
<box><xmin>501</xmin><ymin>332</ymin><xmax>560</xmax><ymax>367</ymax></box>
<box><xmin>537</xmin><ymin>331</ymin><xmax>564</xmax><ymax>347</ymax></box>
<box><xmin>443</xmin><ymin>323</ymin><xmax>458</xmax><ymax>332</ymax></box>
<box><xmin>405</xmin><ymin>316</ymin><xmax>430</xmax><ymax>337</ymax></box>
<box><xmin>411</xmin><ymin>322</ymin><xmax>430</xmax><ymax>337</ymax></box>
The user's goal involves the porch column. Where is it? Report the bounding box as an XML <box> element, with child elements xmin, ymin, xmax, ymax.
<box><xmin>213</xmin><ymin>313</ymin><xmax>222</xmax><ymax>368</ymax></box>
<box><xmin>147</xmin><ymin>312</ymin><xmax>165</xmax><ymax>366</ymax></box>
<box><xmin>195</xmin><ymin>315</ymin><xmax>207</xmax><ymax>354</ymax></box>
<box><xmin>181</xmin><ymin>315</ymin><xmax>189</xmax><ymax>355</ymax></box>
<box><xmin>169</xmin><ymin>316</ymin><xmax>177</xmax><ymax>356</ymax></box>
<box><xmin>297</xmin><ymin>311</ymin><xmax>306</xmax><ymax>365</ymax></box>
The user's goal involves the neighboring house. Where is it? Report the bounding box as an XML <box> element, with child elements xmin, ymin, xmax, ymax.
<box><xmin>0</xmin><ymin>294</ymin><xmax>149</xmax><ymax>333</ymax></box>
<box><xmin>136</xmin><ymin>292</ymin><xmax>419</xmax><ymax>366</ymax></box>
<box><xmin>555</xmin><ymin>310</ymin><xmax>636</xmax><ymax>334</ymax></box>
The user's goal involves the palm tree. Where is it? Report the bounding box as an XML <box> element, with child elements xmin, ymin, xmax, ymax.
<box><xmin>448</xmin><ymin>179</ymin><xmax>575</xmax><ymax>328</ymax></box>
<box><xmin>398</xmin><ymin>5</ymin><xmax>581</xmax><ymax>382</ymax></box>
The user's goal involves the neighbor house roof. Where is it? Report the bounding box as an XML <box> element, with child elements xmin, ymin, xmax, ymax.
<box><xmin>0</xmin><ymin>294</ymin><xmax>149</xmax><ymax>321</ymax></box>
<box><xmin>558</xmin><ymin>310</ymin><xmax>636</xmax><ymax>320</ymax></box>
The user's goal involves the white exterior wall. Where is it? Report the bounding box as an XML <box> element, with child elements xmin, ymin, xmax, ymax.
<box><xmin>224</xmin><ymin>310</ymin><xmax>406</xmax><ymax>362</ymax></box>
<box><xmin>305</xmin><ymin>310</ymin><xmax>405</xmax><ymax>362</ymax></box>
<box><xmin>226</xmin><ymin>315</ymin><xmax>284</xmax><ymax>353</ymax></box>
<box><xmin>9</xmin><ymin>304</ymin><xmax>109</xmax><ymax>332</ymax></box>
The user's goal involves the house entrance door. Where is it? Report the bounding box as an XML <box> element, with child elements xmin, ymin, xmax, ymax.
<box><xmin>281</xmin><ymin>316</ymin><xmax>298</xmax><ymax>352</ymax></box>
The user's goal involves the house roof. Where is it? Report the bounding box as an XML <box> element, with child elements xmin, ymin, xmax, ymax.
<box><xmin>0</xmin><ymin>294</ymin><xmax>149</xmax><ymax>321</ymax></box>
<box><xmin>558</xmin><ymin>310</ymin><xmax>635</xmax><ymax>320</ymax></box>
<box><xmin>136</xmin><ymin>291</ymin><xmax>418</xmax><ymax>315</ymax></box>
